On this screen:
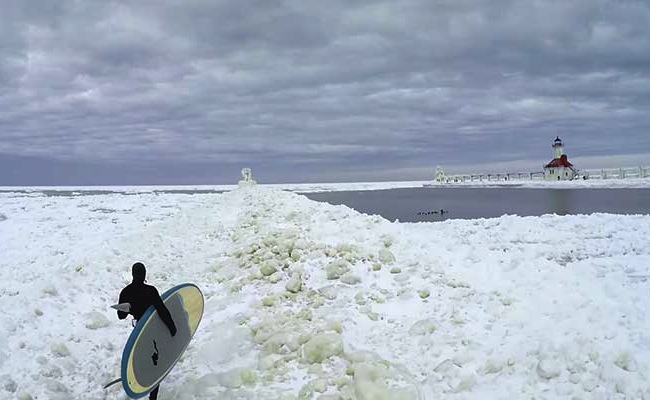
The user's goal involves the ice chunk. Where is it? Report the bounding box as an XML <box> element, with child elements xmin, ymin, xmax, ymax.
<box><xmin>41</xmin><ymin>364</ymin><xmax>63</xmax><ymax>378</ymax></box>
<box><xmin>299</xmin><ymin>382</ymin><xmax>314</xmax><ymax>399</ymax></box>
<box><xmin>297</xmin><ymin>308</ymin><xmax>313</xmax><ymax>321</ymax></box>
<box><xmin>582</xmin><ymin>375</ymin><xmax>598</xmax><ymax>392</ymax></box>
<box><xmin>447</xmin><ymin>368</ymin><xmax>477</xmax><ymax>393</ymax></box>
<box><xmin>378</xmin><ymin>249</ymin><xmax>396</xmax><ymax>264</ymax></box>
<box><xmin>302</xmin><ymin>333</ymin><xmax>344</xmax><ymax>363</ymax></box>
<box><xmin>353</xmin><ymin>362</ymin><xmax>415</xmax><ymax>400</ymax></box>
<box><xmin>298</xmin><ymin>333</ymin><xmax>312</xmax><ymax>345</ymax></box>
<box><xmin>290</xmin><ymin>249</ymin><xmax>301</xmax><ymax>262</ymax></box>
<box><xmin>215</xmin><ymin>266</ymin><xmax>238</xmax><ymax>282</ymax></box>
<box><xmin>390</xmin><ymin>267</ymin><xmax>401</xmax><ymax>274</ymax></box>
<box><xmin>262</xmin><ymin>296</ymin><xmax>276</xmax><ymax>307</ymax></box>
<box><xmin>452</xmin><ymin>351</ymin><xmax>474</xmax><ymax>367</ymax></box>
<box><xmin>312</xmin><ymin>379</ymin><xmax>328</xmax><ymax>393</ymax></box>
<box><xmin>260</xmin><ymin>261</ymin><xmax>278</xmax><ymax>276</ymax></box>
<box><xmin>258</xmin><ymin>353</ymin><xmax>283</xmax><ymax>370</ymax></box>
<box><xmin>614</xmin><ymin>352</ymin><xmax>637</xmax><ymax>372</ymax></box>
<box><xmin>345</xmin><ymin>351</ymin><xmax>379</xmax><ymax>364</ymax></box>
<box><xmin>240</xmin><ymin>369</ymin><xmax>258</xmax><ymax>385</ymax></box>
<box><xmin>355</xmin><ymin>362</ymin><xmax>388</xmax><ymax>381</ymax></box>
<box><xmin>286</xmin><ymin>273</ymin><xmax>302</xmax><ymax>293</ymax></box>
<box><xmin>326</xmin><ymin>320</ymin><xmax>342</xmax><ymax>334</ymax></box>
<box><xmin>434</xmin><ymin>359</ymin><xmax>456</xmax><ymax>375</ymax></box>
<box><xmin>44</xmin><ymin>378</ymin><xmax>69</xmax><ymax>393</ymax></box>
<box><xmin>85</xmin><ymin>312</ymin><xmax>110</xmax><ymax>330</ymax></box>
<box><xmin>218</xmin><ymin>368</ymin><xmax>258</xmax><ymax>388</ymax></box>
<box><xmin>445</xmin><ymin>279</ymin><xmax>470</xmax><ymax>289</ymax></box>
<box><xmin>354</xmin><ymin>371</ymin><xmax>389</xmax><ymax>400</ymax></box>
<box><xmin>334</xmin><ymin>376</ymin><xmax>352</xmax><ymax>388</ymax></box>
<box><xmin>340</xmin><ymin>273</ymin><xmax>361</xmax><ymax>285</ymax></box>
<box><xmin>483</xmin><ymin>357</ymin><xmax>506</xmax><ymax>374</ymax></box>
<box><xmin>1</xmin><ymin>375</ymin><xmax>17</xmax><ymax>392</ymax></box>
<box><xmin>418</xmin><ymin>289</ymin><xmax>430</xmax><ymax>299</ymax></box>
<box><xmin>326</xmin><ymin>260</ymin><xmax>349</xmax><ymax>280</ymax></box>
<box><xmin>381</xmin><ymin>235</ymin><xmax>394</xmax><ymax>248</ymax></box>
<box><xmin>299</xmin><ymin>376</ymin><xmax>333</xmax><ymax>398</ymax></box>
<box><xmin>319</xmin><ymin>285</ymin><xmax>338</xmax><ymax>300</ymax></box>
<box><xmin>263</xmin><ymin>331</ymin><xmax>299</xmax><ymax>354</ymax></box>
<box><xmin>408</xmin><ymin>319</ymin><xmax>436</xmax><ymax>336</ymax></box>
<box><xmin>308</xmin><ymin>363</ymin><xmax>323</xmax><ymax>375</ymax></box>
<box><xmin>569</xmin><ymin>373</ymin><xmax>581</xmax><ymax>384</ymax></box>
<box><xmin>43</xmin><ymin>285</ymin><xmax>58</xmax><ymax>296</ymax></box>
<box><xmin>536</xmin><ymin>358</ymin><xmax>562</xmax><ymax>379</ymax></box>
<box><xmin>317</xmin><ymin>394</ymin><xmax>342</xmax><ymax>400</ymax></box>
<box><xmin>51</xmin><ymin>342</ymin><xmax>70</xmax><ymax>357</ymax></box>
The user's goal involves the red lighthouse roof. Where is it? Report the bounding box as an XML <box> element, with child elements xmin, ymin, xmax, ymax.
<box><xmin>545</xmin><ymin>154</ymin><xmax>573</xmax><ymax>168</ymax></box>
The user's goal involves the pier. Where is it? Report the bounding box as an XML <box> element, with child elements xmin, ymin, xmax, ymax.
<box><xmin>437</xmin><ymin>166</ymin><xmax>650</xmax><ymax>184</ymax></box>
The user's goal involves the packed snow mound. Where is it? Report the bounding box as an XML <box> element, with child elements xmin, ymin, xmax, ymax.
<box><xmin>0</xmin><ymin>187</ymin><xmax>649</xmax><ymax>399</ymax></box>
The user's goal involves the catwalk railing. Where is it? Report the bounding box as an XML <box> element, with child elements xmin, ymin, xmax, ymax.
<box><xmin>438</xmin><ymin>166</ymin><xmax>650</xmax><ymax>183</ymax></box>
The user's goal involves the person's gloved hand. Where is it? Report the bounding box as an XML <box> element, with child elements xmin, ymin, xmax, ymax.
<box><xmin>170</xmin><ymin>326</ymin><xmax>177</xmax><ymax>337</ymax></box>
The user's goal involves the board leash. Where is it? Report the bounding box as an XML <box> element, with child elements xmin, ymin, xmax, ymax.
<box><xmin>102</xmin><ymin>377</ymin><xmax>122</xmax><ymax>389</ymax></box>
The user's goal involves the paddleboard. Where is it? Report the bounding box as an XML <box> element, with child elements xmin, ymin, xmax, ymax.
<box><xmin>119</xmin><ymin>283</ymin><xmax>204</xmax><ymax>399</ymax></box>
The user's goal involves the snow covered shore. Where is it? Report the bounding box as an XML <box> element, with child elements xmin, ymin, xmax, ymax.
<box><xmin>1</xmin><ymin>176</ymin><xmax>649</xmax><ymax>194</ymax></box>
<box><xmin>0</xmin><ymin>181</ymin><xmax>431</xmax><ymax>194</ymax></box>
<box><xmin>1</xmin><ymin>187</ymin><xmax>649</xmax><ymax>399</ymax></box>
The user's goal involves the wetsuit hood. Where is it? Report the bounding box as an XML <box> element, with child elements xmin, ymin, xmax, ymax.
<box><xmin>132</xmin><ymin>262</ymin><xmax>146</xmax><ymax>283</ymax></box>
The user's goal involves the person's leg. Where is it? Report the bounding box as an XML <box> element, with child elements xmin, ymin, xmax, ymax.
<box><xmin>149</xmin><ymin>385</ymin><xmax>159</xmax><ymax>400</ymax></box>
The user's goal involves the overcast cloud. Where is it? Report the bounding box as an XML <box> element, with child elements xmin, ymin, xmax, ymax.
<box><xmin>1</xmin><ymin>0</ymin><xmax>649</xmax><ymax>185</ymax></box>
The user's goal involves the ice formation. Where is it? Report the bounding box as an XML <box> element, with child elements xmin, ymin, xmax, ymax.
<box><xmin>0</xmin><ymin>186</ymin><xmax>649</xmax><ymax>399</ymax></box>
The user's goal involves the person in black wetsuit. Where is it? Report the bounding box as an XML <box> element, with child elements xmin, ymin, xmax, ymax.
<box><xmin>117</xmin><ymin>262</ymin><xmax>177</xmax><ymax>400</ymax></box>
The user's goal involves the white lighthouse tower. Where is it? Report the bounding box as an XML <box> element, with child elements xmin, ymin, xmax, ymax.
<box><xmin>552</xmin><ymin>136</ymin><xmax>564</xmax><ymax>159</ymax></box>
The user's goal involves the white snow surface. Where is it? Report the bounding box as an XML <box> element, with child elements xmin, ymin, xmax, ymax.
<box><xmin>1</xmin><ymin>187</ymin><xmax>649</xmax><ymax>399</ymax></box>
<box><xmin>0</xmin><ymin>181</ymin><xmax>431</xmax><ymax>194</ymax></box>
<box><xmin>1</xmin><ymin>176</ymin><xmax>649</xmax><ymax>194</ymax></box>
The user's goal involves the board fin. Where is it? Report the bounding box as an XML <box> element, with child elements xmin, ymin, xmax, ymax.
<box><xmin>103</xmin><ymin>377</ymin><xmax>121</xmax><ymax>389</ymax></box>
<box><xmin>110</xmin><ymin>303</ymin><xmax>131</xmax><ymax>312</ymax></box>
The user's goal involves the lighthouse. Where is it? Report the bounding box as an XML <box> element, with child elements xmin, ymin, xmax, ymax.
<box><xmin>552</xmin><ymin>136</ymin><xmax>564</xmax><ymax>159</ymax></box>
<box><xmin>543</xmin><ymin>136</ymin><xmax>577</xmax><ymax>181</ymax></box>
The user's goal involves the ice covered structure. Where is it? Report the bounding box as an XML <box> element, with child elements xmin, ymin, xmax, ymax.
<box><xmin>238</xmin><ymin>167</ymin><xmax>257</xmax><ymax>187</ymax></box>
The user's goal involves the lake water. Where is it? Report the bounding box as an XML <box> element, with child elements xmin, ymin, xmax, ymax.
<box><xmin>303</xmin><ymin>188</ymin><xmax>650</xmax><ymax>222</ymax></box>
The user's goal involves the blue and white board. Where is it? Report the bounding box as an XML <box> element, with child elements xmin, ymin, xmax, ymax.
<box><xmin>121</xmin><ymin>283</ymin><xmax>204</xmax><ymax>399</ymax></box>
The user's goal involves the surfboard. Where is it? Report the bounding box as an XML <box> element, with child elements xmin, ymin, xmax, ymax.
<box><xmin>119</xmin><ymin>283</ymin><xmax>204</xmax><ymax>399</ymax></box>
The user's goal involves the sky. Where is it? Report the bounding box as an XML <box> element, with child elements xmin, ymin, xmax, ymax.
<box><xmin>1</xmin><ymin>0</ymin><xmax>649</xmax><ymax>185</ymax></box>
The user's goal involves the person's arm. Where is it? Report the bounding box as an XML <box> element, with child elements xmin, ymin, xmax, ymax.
<box><xmin>152</xmin><ymin>288</ymin><xmax>177</xmax><ymax>336</ymax></box>
<box><xmin>117</xmin><ymin>288</ymin><xmax>129</xmax><ymax>320</ymax></box>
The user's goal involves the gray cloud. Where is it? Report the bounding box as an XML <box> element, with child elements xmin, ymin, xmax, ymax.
<box><xmin>0</xmin><ymin>0</ymin><xmax>649</xmax><ymax>184</ymax></box>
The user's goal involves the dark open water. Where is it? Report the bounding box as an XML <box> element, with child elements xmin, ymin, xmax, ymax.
<box><xmin>303</xmin><ymin>188</ymin><xmax>650</xmax><ymax>222</ymax></box>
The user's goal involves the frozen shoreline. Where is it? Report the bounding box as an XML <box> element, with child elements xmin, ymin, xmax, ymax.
<box><xmin>1</xmin><ymin>187</ymin><xmax>649</xmax><ymax>399</ymax></box>
<box><xmin>1</xmin><ymin>176</ymin><xmax>650</xmax><ymax>194</ymax></box>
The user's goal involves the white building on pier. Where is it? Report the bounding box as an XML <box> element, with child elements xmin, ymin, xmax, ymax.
<box><xmin>544</xmin><ymin>137</ymin><xmax>577</xmax><ymax>181</ymax></box>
